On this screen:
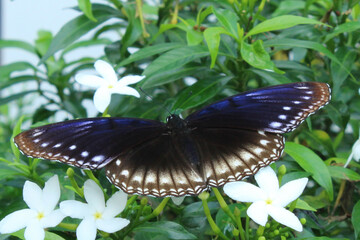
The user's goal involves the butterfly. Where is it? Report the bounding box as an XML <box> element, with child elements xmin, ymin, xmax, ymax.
<box><xmin>14</xmin><ymin>82</ymin><xmax>331</xmax><ymax>197</ymax></box>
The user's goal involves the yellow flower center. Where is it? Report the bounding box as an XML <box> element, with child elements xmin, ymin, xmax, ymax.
<box><xmin>94</xmin><ymin>211</ymin><xmax>102</xmax><ymax>220</ymax></box>
<box><xmin>265</xmin><ymin>198</ymin><xmax>273</xmax><ymax>205</ymax></box>
<box><xmin>37</xmin><ymin>212</ymin><xmax>45</xmax><ymax>220</ymax></box>
<box><xmin>108</xmin><ymin>84</ymin><xmax>114</xmax><ymax>89</ymax></box>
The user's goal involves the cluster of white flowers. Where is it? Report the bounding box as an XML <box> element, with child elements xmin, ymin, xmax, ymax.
<box><xmin>0</xmin><ymin>176</ymin><xmax>129</xmax><ymax>240</ymax></box>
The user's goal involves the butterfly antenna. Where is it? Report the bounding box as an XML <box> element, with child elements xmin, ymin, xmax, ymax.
<box><xmin>139</xmin><ymin>87</ymin><xmax>172</xmax><ymax>115</ymax></box>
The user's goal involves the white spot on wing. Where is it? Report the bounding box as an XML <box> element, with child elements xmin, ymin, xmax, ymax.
<box><xmin>283</xmin><ymin>106</ymin><xmax>291</xmax><ymax>111</ymax></box>
<box><xmin>279</xmin><ymin>115</ymin><xmax>287</xmax><ymax>120</ymax></box>
<box><xmin>41</xmin><ymin>142</ymin><xmax>49</xmax><ymax>147</ymax></box>
<box><xmin>54</xmin><ymin>143</ymin><xmax>62</xmax><ymax>148</ymax></box>
<box><xmin>69</xmin><ymin>145</ymin><xmax>76</xmax><ymax>150</ymax></box>
<box><xmin>92</xmin><ymin>155</ymin><xmax>104</xmax><ymax>162</ymax></box>
<box><xmin>81</xmin><ymin>151</ymin><xmax>89</xmax><ymax>157</ymax></box>
<box><xmin>270</xmin><ymin>122</ymin><xmax>282</xmax><ymax>128</ymax></box>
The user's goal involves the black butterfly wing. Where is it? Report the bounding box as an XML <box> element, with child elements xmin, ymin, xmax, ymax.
<box><xmin>185</xmin><ymin>82</ymin><xmax>331</xmax><ymax>187</ymax></box>
<box><xmin>15</xmin><ymin>117</ymin><xmax>206</xmax><ymax>197</ymax></box>
<box><xmin>105</xmin><ymin>133</ymin><xmax>206</xmax><ymax>197</ymax></box>
<box><xmin>186</xmin><ymin>82</ymin><xmax>331</xmax><ymax>133</ymax></box>
<box><xmin>14</xmin><ymin>118</ymin><xmax>166</xmax><ymax>170</ymax></box>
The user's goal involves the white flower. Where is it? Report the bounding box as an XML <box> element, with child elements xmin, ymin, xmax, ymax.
<box><xmin>0</xmin><ymin>175</ymin><xmax>65</xmax><ymax>240</ymax></box>
<box><xmin>60</xmin><ymin>180</ymin><xmax>130</xmax><ymax>240</ymax></box>
<box><xmin>345</xmin><ymin>138</ymin><xmax>360</xmax><ymax>167</ymax></box>
<box><xmin>171</xmin><ymin>196</ymin><xmax>185</xmax><ymax>205</ymax></box>
<box><xmin>75</xmin><ymin>60</ymin><xmax>144</xmax><ymax>113</ymax></box>
<box><xmin>223</xmin><ymin>166</ymin><xmax>307</xmax><ymax>232</ymax></box>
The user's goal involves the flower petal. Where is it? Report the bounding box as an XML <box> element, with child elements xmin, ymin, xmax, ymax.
<box><xmin>93</xmin><ymin>86</ymin><xmax>111</xmax><ymax>113</ymax></box>
<box><xmin>0</xmin><ymin>209</ymin><xmax>35</xmax><ymax>234</ymax></box>
<box><xmin>75</xmin><ymin>74</ymin><xmax>105</xmax><ymax>88</ymax></box>
<box><xmin>267</xmin><ymin>205</ymin><xmax>303</xmax><ymax>231</ymax></box>
<box><xmin>352</xmin><ymin>139</ymin><xmax>360</xmax><ymax>160</ymax></box>
<box><xmin>103</xmin><ymin>191</ymin><xmax>127</xmax><ymax>219</ymax></box>
<box><xmin>24</xmin><ymin>222</ymin><xmax>45</xmax><ymax>240</ymax></box>
<box><xmin>96</xmin><ymin>218</ymin><xmax>130</xmax><ymax>233</ymax></box>
<box><xmin>94</xmin><ymin>60</ymin><xmax>117</xmax><ymax>84</ymax></box>
<box><xmin>274</xmin><ymin>178</ymin><xmax>308</xmax><ymax>207</ymax></box>
<box><xmin>23</xmin><ymin>181</ymin><xmax>43</xmax><ymax>211</ymax></box>
<box><xmin>171</xmin><ymin>196</ymin><xmax>185</xmax><ymax>205</ymax></box>
<box><xmin>223</xmin><ymin>182</ymin><xmax>266</xmax><ymax>202</ymax></box>
<box><xmin>118</xmin><ymin>75</ymin><xmax>145</xmax><ymax>86</ymax></box>
<box><xmin>42</xmin><ymin>175</ymin><xmax>60</xmax><ymax>214</ymax></box>
<box><xmin>77</xmin><ymin>218</ymin><xmax>97</xmax><ymax>240</ymax></box>
<box><xmin>84</xmin><ymin>180</ymin><xmax>105</xmax><ymax>212</ymax></box>
<box><xmin>247</xmin><ymin>201</ymin><xmax>268</xmax><ymax>226</ymax></box>
<box><xmin>255</xmin><ymin>166</ymin><xmax>279</xmax><ymax>197</ymax></box>
<box><xmin>60</xmin><ymin>200</ymin><xmax>90</xmax><ymax>219</ymax></box>
<box><xmin>41</xmin><ymin>209</ymin><xmax>65</xmax><ymax>228</ymax></box>
<box><xmin>111</xmin><ymin>85</ymin><xmax>140</xmax><ymax>98</ymax></box>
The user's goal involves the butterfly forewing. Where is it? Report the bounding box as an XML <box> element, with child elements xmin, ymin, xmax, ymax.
<box><xmin>14</xmin><ymin>118</ymin><xmax>165</xmax><ymax>169</ymax></box>
<box><xmin>186</xmin><ymin>82</ymin><xmax>331</xmax><ymax>133</ymax></box>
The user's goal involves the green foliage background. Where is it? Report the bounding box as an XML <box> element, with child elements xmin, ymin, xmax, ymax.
<box><xmin>0</xmin><ymin>0</ymin><xmax>360</xmax><ymax>239</ymax></box>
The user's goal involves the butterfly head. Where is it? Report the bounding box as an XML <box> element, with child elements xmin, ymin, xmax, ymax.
<box><xmin>166</xmin><ymin>114</ymin><xmax>189</xmax><ymax>134</ymax></box>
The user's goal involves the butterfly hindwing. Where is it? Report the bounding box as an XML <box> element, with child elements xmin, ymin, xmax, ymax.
<box><xmin>191</xmin><ymin>127</ymin><xmax>285</xmax><ymax>187</ymax></box>
<box><xmin>105</xmin><ymin>133</ymin><xmax>206</xmax><ymax>197</ymax></box>
<box><xmin>186</xmin><ymin>82</ymin><xmax>331</xmax><ymax>133</ymax></box>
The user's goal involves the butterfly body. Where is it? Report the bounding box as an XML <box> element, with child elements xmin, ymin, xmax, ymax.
<box><xmin>14</xmin><ymin>82</ymin><xmax>331</xmax><ymax>197</ymax></box>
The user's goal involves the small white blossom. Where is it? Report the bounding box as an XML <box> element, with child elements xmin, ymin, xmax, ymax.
<box><xmin>223</xmin><ymin>166</ymin><xmax>307</xmax><ymax>232</ymax></box>
<box><xmin>75</xmin><ymin>60</ymin><xmax>144</xmax><ymax>113</ymax></box>
<box><xmin>60</xmin><ymin>180</ymin><xmax>130</xmax><ymax>240</ymax></box>
<box><xmin>171</xmin><ymin>196</ymin><xmax>185</xmax><ymax>205</ymax></box>
<box><xmin>0</xmin><ymin>175</ymin><xmax>65</xmax><ymax>240</ymax></box>
<box><xmin>345</xmin><ymin>138</ymin><xmax>360</xmax><ymax>167</ymax></box>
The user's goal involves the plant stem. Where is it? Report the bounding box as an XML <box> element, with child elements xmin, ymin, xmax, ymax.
<box><xmin>212</xmin><ymin>188</ymin><xmax>237</xmax><ymax>223</ymax></box>
<box><xmin>201</xmin><ymin>195</ymin><xmax>230</xmax><ymax>240</ymax></box>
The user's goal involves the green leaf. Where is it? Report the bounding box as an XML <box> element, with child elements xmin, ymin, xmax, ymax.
<box><xmin>120</xmin><ymin>4</ymin><xmax>143</xmax><ymax>56</ymax></box>
<box><xmin>302</xmin><ymin>130</ymin><xmax>336</xmax><ymax>156</ymax></box>
<box><xmin>0</xmin><ymin>90</ymin><xmax>38</xmax><ymax>106</ymax></box>
<box><xmin>0</xmin><ymin>62</ymin><xmax>36</xmax><ymax>81</ymax></box>
<box><xmin>212</xmin><ymin>8</ymin><xmax>239</xmax><ymax>38</ymax></box>
<box><xmin>295</xmin><ymin>198</ymin><xmax>316</xmax><ymax>211</ymax></box>
<box><xmin>246</xmin><ymin>15</ymin><xmax>327</xmax><ymax>38</ymax></box>
<box><xmin>134</xmin><ymin>221</ymin><xmax>197</xmax><ymax>239</ymax></box>
<box><xmin>272</xmin><ymin>0</ymin><xmax>306</xmax><ymax>17</ymax></box>
<box><xmin>0</xmin><ymin>40</ymin><xmax>36</xmax><ymax>54</ymax></box>
<box><xmin>11</xmin><ymin>116</ymin><xmax>25</xmax><ymax>162</ymax></box>
<box><xmin>250</xmin><ymin>69</ymin><xmax>291</xmax><ymax>85</ymax></box>
<box><xmin>186</xmin><ymin>29</ymin><xmax>203</xmax><ymax>46</ymax></box>
<box><xmin>285</xmin><ymin>142</ymin><xmax>333</xmax><ymax>201</ymax></box>
<box><xmin>77</xmin><ymin>0</ymin><xmax>97</xmax><ymax>22</ymax></box>
<box><xmin>142</xmin><ymin>46</ymin><xmax>209</xmax><ymax>77</ymax></box>
<box><xmin>324</xmin><ymin>21</ymin><xmax>360</xmax><ymax>43</ymax></box>
<box><xmin>41</xmin><ymin>4</ymin><xmax>122</xmax><ymax>63</ymax></box>
<box><xmin>141</xmin><ymin>64</ymin><xmax>208</xmax><ymax>89</ymax></box>
<box><xmin>353</xmin><ymin>200</ymin><xmax>360</xmax><ymax>239</ymax></box>
<box><xmin>172</xmin><ymin>75</ymin><xmax>233</xmax><ymax>112</ymax></box>
<box><xmin>331</xmin><ymin>47</ymin><xmax>357</xmax><ymax>96</ymax></box>
<box><xmin>263</xmin><ymin>38</ymin><xmax>354</xmax><ymax>80</ymax></box>
<box><xmin>61</xmin><ymin>38</ymin><xmax>111</xmax><ymax>57</ymax></box>
<box><xmin>204</xmin><ymin>27</ymin><xmax>229</xmax><ymax>68</ymax></box>
<box><xmin>118</xmin><ymin>43</ymin><xmax>185</xmax><ymax>67</ymax></box>
<box><xmin>328</xmin><ymin>166</ymin><xmax>360</xmax><ymax>181</ymax></box>
<box><xmin>241</xmin><ymin>40</ymin><xmax>284</xmax><ymax>74</ymax></box>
